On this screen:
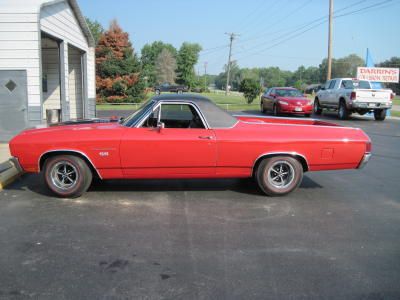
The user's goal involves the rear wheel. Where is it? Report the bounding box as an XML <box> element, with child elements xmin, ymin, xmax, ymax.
<box><xmin>374</xmin><ymin>109</ymin><xmax>386</xmax><ymax>121</ymax></box>
<box><xmin>43</xmin><ymin>155</ymin><xmax>92</xmax><ymax>198</ymax></box>
<box><xmin>313</xmin><ymin>99</ymin><xmax>322</xmax><ymax>115</ymax></box>
<box><xmin>256</xmin><ymin>156</ymin><xmax>303</xmax><ymax>196</ymax></box>
<box><xmin>338</xmin><ymin>100</ymin><xmax>350</xmax><ymax>120</ymax></box>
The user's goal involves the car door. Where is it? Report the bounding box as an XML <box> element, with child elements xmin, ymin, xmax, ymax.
<box><xmin>265</xmin><ymin>88</ymin><xmax>275</xmax><ymax>111</ymax></box>
<box><xmin>326</xmin><ymin>79</ymin><xmax>337</xmax><ymax>107</ymax></box>
<box><xmin>319</xmin><ymin>80</ymin><xmax>332</xmax><ymax>105</ymax></box>
<box><xmin>120</xmin><ymin>102</ymin><xmax>217</xmax><ymax>178</ymax></box>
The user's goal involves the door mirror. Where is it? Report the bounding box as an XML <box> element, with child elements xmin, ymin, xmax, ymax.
<box><xmin>157</xmin><ymin>121</ymin><xmax>165</xmax><ymax>131</ymax></box>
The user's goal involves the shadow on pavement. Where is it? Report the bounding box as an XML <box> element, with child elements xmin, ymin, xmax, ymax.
<box><xmin>5</xmin><ymin>174</ymin><xmax>323</xmax><ymax>197</ymax></box>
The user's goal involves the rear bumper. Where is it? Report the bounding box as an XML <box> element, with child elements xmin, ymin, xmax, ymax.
<box><xmin>358</xmin><ymin>153</ymin><xmax>372</xmax><ymax>169</ymax></box>
<box><xmin>351</xmin><ymin>102</ymin><xmax>392</xmax><ymax>109</ymax></box>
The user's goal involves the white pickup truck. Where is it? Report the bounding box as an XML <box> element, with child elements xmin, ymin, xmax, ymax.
<box><xmin>314</xmin><ymin>78</ymin><xmax>394</xmax><ymax>121</ymax></box>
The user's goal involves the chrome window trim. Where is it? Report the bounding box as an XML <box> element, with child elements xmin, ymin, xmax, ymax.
<box><xmin>252</xmin><ymin>151</ymin><xmax>309</xmax><ymax>174</ymax></box>
<box><xmin>38</xmin><ymin>149</ymin><xmax>102</xmax><ymax>179</ymax></box>
<box><xmin>135</xmin><ymin>100</ymin><xmax>211</xmax><ymax>130</ymax></box>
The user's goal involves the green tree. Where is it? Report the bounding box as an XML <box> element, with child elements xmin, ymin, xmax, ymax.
<box><xmin>176</xmin><ymin>42</ymin><xmax>202</xmax><ymax>88</ymax></box>
<box><xmin>154</xmin><ymin>48</ymin><xmax>177</xmax><ymax>84</ymax></box>
<box><xmin>85</xmin><ymin>17</ymin><xmax>104</xmax><ymax>45</ymax></box>
<box><xmin>319</xmin><ymin>54</ymin><xmax>364</xmax><ymax>82</ymax></box>
<box><xmin>141</xmin><ymin>41</ymin><xmax>177</xmax><ymax>87</ymax></box>
<box><xmin>239</xmin><ymin>78</ymin><xmax>262</xmax><ymax>104</ymax></box>
<box><xmin>378</xmin><ymin>57</ymin><xmax>400</xmax><ymax>94</ymax></box>
<box><xmin>96</xmin><ymin>20</ymin><xmax>144</xmax><ymax>103</ymax></box>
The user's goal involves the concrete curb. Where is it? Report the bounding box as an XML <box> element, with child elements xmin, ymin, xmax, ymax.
<box><xmin>0</xmin><ymin>159</ymin><xmax>23</xmax><ymax>190</ymax></box>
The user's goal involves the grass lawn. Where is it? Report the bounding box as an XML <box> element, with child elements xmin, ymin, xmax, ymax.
<box><xmin>96</xmin><ymin>91</ymin><xmax>261</xmax><ymax>112</ymax></box>
<box><xmin>390</xmin><ymin>110</ymin><xmax>400</xmax><ymax>117</ymax></box>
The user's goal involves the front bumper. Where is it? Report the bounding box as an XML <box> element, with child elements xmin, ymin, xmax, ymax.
<box><xmin>352</xmin><ymin>102</ymin><xmax>392</xmax><ymax>109</ymax></box>
<box><xmin>358</xmin><ymin>153</ymin><xmax>372</xmax><ymax>169</ymax></box>
<box><xmin>279</xmin><ymin>104</ymin><xmax>313</xmax><ymax>114</ymax></box>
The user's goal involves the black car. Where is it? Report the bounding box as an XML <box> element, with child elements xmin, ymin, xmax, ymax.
<box><xmin>154</xmin><ymin>82</ymin><xmax>188</xmax><ymax>95</ymax></box>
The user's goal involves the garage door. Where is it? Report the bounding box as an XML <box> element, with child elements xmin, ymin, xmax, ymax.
<box><xmin>0</xmin><ymin>70</ymin><xmax>28</xmax><ymax>142</ymax></box>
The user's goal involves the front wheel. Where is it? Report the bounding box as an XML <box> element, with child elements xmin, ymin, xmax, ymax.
<box><xmin>43</xmin><ymin>155</ymin><xmax>92</xmax><ymax>198</ymax></box>
<box><xmin>313</xmin><ymin>99</ymin><xmax>322</xmax><ymax>115</ymax></box>
<box><xmin>256</xmin><ymin>156</ymin><xmax>303</xmax><ymax>196</ymax></box>
<box><xmin>374</xmin><ymin>109</ymin><xmax>386</xmax><ymax>121</ymax></box>
<box><xmin>273</xmin><ymin>104</ymin><xmax>279</xmax><ymax>116</ymax></box>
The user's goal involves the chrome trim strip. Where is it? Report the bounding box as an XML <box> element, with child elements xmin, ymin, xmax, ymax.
<box><xmin>357</xmin><ymin>153</ymin><xmax>371</xmax><ymax>169</ymax></box>
<box><xmin>38</xmin><ymin>149</ymin><xmax>102</xmax><ymax>179</ymax></box>
<box><xmin>251</xmin><ymin>151</ymin><xmax>309</xmax><ymax>174</ymax></box>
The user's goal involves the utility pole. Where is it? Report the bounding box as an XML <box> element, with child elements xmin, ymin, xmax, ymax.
<box><xmin>225</xmin><ymin>32</ymin><xmax>239</xmax><ymax>95</ymax></box>
<box><xmin>204</xmin><ymin>62</ymin><xmax>208</xmax><ymax>89</ymax></box>
<box><xmin>327</xmin><ymin>0</ymin><xmax>334</xmax><ymax>80</ymax></box>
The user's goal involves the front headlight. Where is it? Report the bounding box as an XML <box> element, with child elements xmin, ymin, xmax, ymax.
<box><xmin>279</xmin><ymin>100</ymin><xmax>289</xmax><ymax>105</ymax></box>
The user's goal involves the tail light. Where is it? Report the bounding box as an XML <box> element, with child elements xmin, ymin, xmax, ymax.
<box><xmin>350</xmin><ymin>91</ymin><xmax>356</xmax><ymax>100</ymax></box>
<box><xmin>391</xmin><ymin>93</ymin><xmax>395</xmax><ymax>100</ymax></box>
<box><xmin>366</xmin><ymin>141</ymin><xmax>372</xmax><ymax>153</ymax></box>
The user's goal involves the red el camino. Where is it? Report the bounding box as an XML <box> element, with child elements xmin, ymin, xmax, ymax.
<box><xmin>9</xmin><ymin>94</ymin><xmax>371</xmax><ymax>198</ymax></box>
<box><xmin>261</xmin><ymin>87</ymin><xmax>313</xmax><ymax>117</ymax></box>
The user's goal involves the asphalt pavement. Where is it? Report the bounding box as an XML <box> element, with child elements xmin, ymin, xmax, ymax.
<box><xmin>0</xmin><ymin>111</ymin><xmax>399</xmax><ymax>299</ymax></box>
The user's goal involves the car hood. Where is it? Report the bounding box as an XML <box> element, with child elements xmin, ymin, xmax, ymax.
<box><xmin>277</xmin><ymin>97</ymin><xmax>310</xmax><ymax>104</ymax></box>
<box><xmin>20</xmin><ymin>119</ymin><xmax>122</xmax><ymax>135</ymax></box>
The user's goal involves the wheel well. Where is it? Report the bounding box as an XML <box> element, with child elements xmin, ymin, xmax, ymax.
<box><xmin>252</xmin><ymin>153</ymin><xmax>309</xmax><ymax>176</ymax></box>
<box><xmin>39</xmin><ymin>151</ymin><xmax>100</xmax><ymax>178</ymax></box>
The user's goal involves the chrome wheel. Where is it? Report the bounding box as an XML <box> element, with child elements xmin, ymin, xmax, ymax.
<box><xmin>50</xmin><ymin>161</ymin><xmax>79</xmax><ymax>190</ymax></box>
<box><xmin>266</xmin><ymin>161</ymin><xmax>295</xmax><ymax>189</ymax></box>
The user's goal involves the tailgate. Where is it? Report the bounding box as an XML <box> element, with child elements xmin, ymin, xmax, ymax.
<box><xmin>355</xmin><ymin>89</ymin><xmax>391</xmax><ymax>103</ymax></box>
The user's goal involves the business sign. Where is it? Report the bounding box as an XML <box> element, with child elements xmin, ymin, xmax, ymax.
<box><xmin>357</xmin><ymin>67</ymin><xmax>399</xmax><ymax>83</ymax></box>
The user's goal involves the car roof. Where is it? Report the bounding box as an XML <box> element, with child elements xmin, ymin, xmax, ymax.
<box><xmin>151</xmin><ymin>93</ymin><xmax>238</xmax><ymax>128</ymax></box>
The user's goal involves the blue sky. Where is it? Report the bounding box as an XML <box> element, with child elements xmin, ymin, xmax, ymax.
<box><xmin>77</xmin><ymin>0</ymin><xmax>400</xmax><ymax>75</ymax></box>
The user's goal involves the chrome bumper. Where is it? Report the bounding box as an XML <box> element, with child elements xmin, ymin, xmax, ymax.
<box><xmin>358</xmin><ymin>153</ymin><xmax>372</xmax><ymax>169</ymax></box>
<box><xmin>352</xmin><ymin>102</ymin><xmax>392</xmax><ymax>109</ymax></box>
<box><xmin>10</xmin><ymin>156</ymin><xmax>23</xmax><ymax>173</ymax></box>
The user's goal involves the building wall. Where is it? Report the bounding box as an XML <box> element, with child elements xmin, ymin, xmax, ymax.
<box><xmin>68</xmin><ymin>46</ymin><xmax>83</xmax><ymax>119</ymax></box>
<box><xmin>0</xmin><ymin>0</ymin><xmax>95</xmax><ymax>128</ymax></box>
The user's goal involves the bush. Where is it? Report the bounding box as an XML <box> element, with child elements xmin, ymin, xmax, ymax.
<box><xmin>239</xmin><ymin>78</ymin><xmax>262</xmax><ymax>104</ymax></box>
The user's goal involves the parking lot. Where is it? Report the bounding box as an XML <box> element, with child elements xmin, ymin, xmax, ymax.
<box><xmin>1</xmin><ymin>112</ymin><xmax>399</xmax><ymax>299</ymax></box>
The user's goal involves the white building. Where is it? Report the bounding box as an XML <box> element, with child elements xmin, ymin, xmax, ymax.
<box><xmin>0</xmin><ymin>0</ymin><xmax>96</xmax><ymax>141</ymax></box>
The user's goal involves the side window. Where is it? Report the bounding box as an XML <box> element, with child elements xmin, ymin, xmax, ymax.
<box><xmin>325</xmin><ymin>80</ymin><xmax>331</xmax><ymax>90</ymax></box>
<box><xmin>270</xmin><ymin>89</ymin><xmax>275</xmax><ymax>96</ymax></box>
<box><xmin>328</xmin><ymin>80</ymin><xmax>336</xmax><ymax>89</ymax></box>
<box><xmin>264</xmin><ymin>88</ymin><xmax>270</xmax><ymax>95</ymax></box>
<box><xmin>142</xmin><ymin>103</ymin><xmax>205</xmax><ymax>129</ymax></box>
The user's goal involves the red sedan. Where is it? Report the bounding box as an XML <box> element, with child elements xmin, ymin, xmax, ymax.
<box><xmin>9</xmin><ymin>94</ymin><xmax>371</xmax><ymax>198</ymax></box>
<box><xmin>261</xmin><ymin>87</ymin><xmax>313</xmax><ymax>117</ymax></box>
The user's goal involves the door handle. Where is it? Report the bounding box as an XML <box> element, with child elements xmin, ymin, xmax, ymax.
<box><xmin>198</xmin><ymin>135</ymin><xmax>213</xmax><ymax>140</ymax></box>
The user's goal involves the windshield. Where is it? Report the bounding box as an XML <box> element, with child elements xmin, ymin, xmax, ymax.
<box><xmin>121</xmin><ymin>100</ymin><xmax>155</xmax><ymax>127</ymax></box>
<box><xmin>341</xmin><ymin>80</ymin><xmax>371</xmax><ymax>89</ymax></box>
<box><xmin>275</xmin><ymin>89</ymin><xmax>303</xmax><ymax>97</ymax></box>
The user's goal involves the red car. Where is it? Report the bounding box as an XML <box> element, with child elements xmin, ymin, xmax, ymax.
<box><xmin>9</xmin><ymin>94</ymin><xmax>371</xmax><ymax>198</ymax></box>
<box><xmin>261</xmin><ymin>87</ymin><xmax>313</xmax><ymax>117</ymax></box>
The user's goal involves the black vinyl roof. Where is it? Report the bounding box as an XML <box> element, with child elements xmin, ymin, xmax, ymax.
<box><xmin>152</xmin><ymin>94</ymin><xmax>238</xmax><ymax>128</ymax></box>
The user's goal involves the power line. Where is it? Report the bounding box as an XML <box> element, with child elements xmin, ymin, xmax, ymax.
<box><xmin>234</xmin><ymin>0</ymin><xmax>396</xmax><ymax>61</ymax></box>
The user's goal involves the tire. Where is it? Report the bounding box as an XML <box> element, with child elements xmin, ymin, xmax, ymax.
<box><xmin>313</xmin><ymin>99</ymin><xmax>322</xmax><ymax>115</ymax></box>
<box><xmin>261</xmin><ymin>102</ymin><xmax>266</xmax><ymax>114</ymax></box>
<box><xmin>374</xmin><ymin>109</ymin><xmax>386</xmax><ymax>121</ymax></box>
<box><xmin>155</xmin><ymin>89</ymin><xmax>161</xmax><ymax>95</ymax></box>
<box><xmin>256</xmin><ymin>156</ymin><xmax>303</xmax><ymax>196</ymax></box>
<box><xmin>273</xmin><ymin>104</ymin><xmax>279</xmax><ymax>116</ymax></box>
<box><xmin>43</xmin><ymin>155</ymin><xmax>93</xmax><ymax>198</ymax></box>
<box><xmin>338</xmin><ymin>100</ymin><xmax>349</xmax><ymax>120</ymax></box>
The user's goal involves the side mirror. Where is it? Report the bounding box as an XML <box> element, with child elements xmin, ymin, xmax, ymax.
<box><xmin>157</xmin><ymin>121</ymin><xmax>165</xmax><ymax>132</ymax></box>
